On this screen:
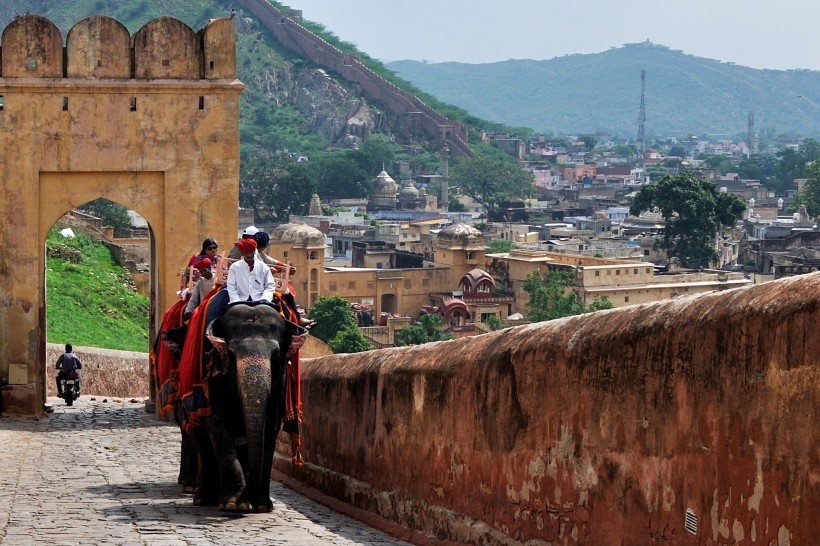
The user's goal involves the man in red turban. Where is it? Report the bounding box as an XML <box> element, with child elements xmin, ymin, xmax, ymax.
<box><xmin>227</xmin><ymin>237</ymin><xmax>275</xmax><ymax>302</ymax></box>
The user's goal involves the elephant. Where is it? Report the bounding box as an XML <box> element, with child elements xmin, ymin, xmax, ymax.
<box><xmin>163</xmin><ymin>300</ymin><xmax>303</xmax><ymax>512</ymax></box>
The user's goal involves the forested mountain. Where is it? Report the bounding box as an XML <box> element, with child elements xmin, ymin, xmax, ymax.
<box><xmin>388</xmin><ymin>42</ymin><xmax>820</xmax><ymax>138</ymax></box>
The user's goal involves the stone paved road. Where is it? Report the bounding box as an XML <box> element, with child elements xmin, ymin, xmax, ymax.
<box><xmin>0</xmin><ymin>396</ymin><xmax>413</xmax><ymax>546</ymax></box>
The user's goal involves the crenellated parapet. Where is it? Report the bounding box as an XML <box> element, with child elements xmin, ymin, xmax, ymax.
<box><xmin>0</xmin><ymin>14</ymin><xmax>236</xmax><ymax>80</ymax></box>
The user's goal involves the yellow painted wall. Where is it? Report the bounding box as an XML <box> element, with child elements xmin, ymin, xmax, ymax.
<box><xmin>0</xmin><ymin>15</ymin><xmax>242</xmax><ymax>416</ymax></box>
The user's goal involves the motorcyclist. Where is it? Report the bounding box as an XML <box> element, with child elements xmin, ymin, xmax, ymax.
<box><xmin>56</xmin><ymin>343</ymin><xmax>82</xmax><ymax>397</ymax></box>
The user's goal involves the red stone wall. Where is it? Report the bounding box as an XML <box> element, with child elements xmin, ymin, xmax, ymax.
<box><xmin>279</xmin><ymin>273</ymin><xmax>820</xmax><ymax>545</ymax></box>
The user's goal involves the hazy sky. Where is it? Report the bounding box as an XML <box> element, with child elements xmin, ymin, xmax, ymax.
<box><xmin>291</xmin><ymin>0</ymin><xmax>820</xmax><ymax>71</ymax></box>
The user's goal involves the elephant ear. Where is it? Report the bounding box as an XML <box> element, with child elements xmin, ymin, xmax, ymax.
<box><xmin>205</xmin><ymin>318</ymin><xmax>229</xmax><ymax>376</ymax></box>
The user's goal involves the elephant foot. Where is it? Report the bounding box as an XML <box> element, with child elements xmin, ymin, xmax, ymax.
<box><xmin>183</xmin><ymin>484</ymin><xmax>197</xmax><ymax>495</ymax></box>
<box><xmin>219</xmin><ymin>500</ymin><xmax>253</xmax><ymax>512</ymax></box>
<box><xmin>253</xmin><ymin>498</ymin><xmax>273</xmax><ymax>513</ymax></box>
<box><xmin>194</xmin><ymin>489</ymin><xmax>218</xmax><ymax>507</ymax></box>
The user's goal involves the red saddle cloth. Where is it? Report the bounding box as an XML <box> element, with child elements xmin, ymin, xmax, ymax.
<box><xmin>177</xmin><ymin>285</ymin><xmax>223</xmax><ymax>430</ymax></box>
<box><xmin>154</xmin><ymin>299</ymin><xmax>187</xmax><ymax>417</ymax></box>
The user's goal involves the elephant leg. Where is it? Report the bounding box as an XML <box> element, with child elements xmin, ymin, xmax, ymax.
<box><xmin>208</xmin><ymin>409</ymin><xmax>246</xmax><ymax>511</ymax></box>
<box><xmin>175</xmin><ymin>407</ymin><xmax>198</xmax><ymax>493</ymax></box>
<box><xmin>179</xmin><ymin>430</ymin><xmax>199</xmax><ymax>494</ymax></box>
<box><xmin>192</xmin><ymin>425</ymin><xmax>219</xmax><ymax>506</ymax></box>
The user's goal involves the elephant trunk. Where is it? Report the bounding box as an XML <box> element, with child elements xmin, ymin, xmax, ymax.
<box><xmin>236</xmin><ymin>353</ymin><xmax>272</xmax><ymax>484</ymax></box>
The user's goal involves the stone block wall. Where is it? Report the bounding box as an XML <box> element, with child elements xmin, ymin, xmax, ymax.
<box><xmin>46</xmin><ymin>344</ymin><xmax>149</xmax><ymax>399</ymax></box>
<box><xmin>277</xmin><ymin>272</ymin><xmax>820</xmax><ymax>545</ymax></box>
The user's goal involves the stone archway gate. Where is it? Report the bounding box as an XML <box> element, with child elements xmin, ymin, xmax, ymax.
<box><xmin>0</xmin><ymin>15</ymin><xmax>243</xmax><ymax>416</ymax></box>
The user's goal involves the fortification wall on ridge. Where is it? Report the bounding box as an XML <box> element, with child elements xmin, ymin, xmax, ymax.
<box><xmin>235</xmin><ymin>0</ymin><xmax>474</xmax><ymax>157</ymax></box>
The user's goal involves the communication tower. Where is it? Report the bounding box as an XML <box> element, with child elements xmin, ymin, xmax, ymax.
<box><xmin>637</xmin><ymin>69</ymin><xmax>646</xmax><ymax>171</ymax></box>
<box><xmin>747</xmin><ymin>112</ymin><xmax>755</xmax><ymax>157</ymax></box>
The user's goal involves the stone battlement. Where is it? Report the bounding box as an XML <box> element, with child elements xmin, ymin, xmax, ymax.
<box><xmin>0</xmin><ymin>14</ymin><xmax>236</xmax><ymax>80</ymax></box>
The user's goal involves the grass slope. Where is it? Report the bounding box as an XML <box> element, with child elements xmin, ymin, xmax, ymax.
<box><xmin>46</xmin><ymin>230</ymin><xmax>149</xmax><ymax>352</ymax></box>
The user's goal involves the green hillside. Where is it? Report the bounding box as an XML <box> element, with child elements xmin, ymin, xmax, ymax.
<box><xmin>46</xmin><ymin>229</ymin><xmax>150</xmax><ymax>352</ymax></box>
<box><xmin>388</xmin><ymin>42</ymin><xmax>820</xmax><ymax>138</ymax></box>
<box><xmin>0</xmin><ymin>0</ymin><xmax>506</xmax><ymax>160</ymax></box>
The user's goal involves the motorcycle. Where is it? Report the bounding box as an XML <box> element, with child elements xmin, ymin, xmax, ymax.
<box><xmin>62</xmin><ymin>370</ymin><xmax>79</xmax><ymax>406</ymax></box>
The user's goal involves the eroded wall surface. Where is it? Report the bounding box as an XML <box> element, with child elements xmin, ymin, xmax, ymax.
<box><xmin>0</xmin><ymin>15</ymin><xmax>243</xmax><ymax>416</ymax></box>
<box><xmin>283</xmin><ymin>273</ymin><xmax>820</xmax><ymax>545</ymax></box>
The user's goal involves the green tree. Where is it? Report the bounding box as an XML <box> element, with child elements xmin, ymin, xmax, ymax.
<box><xmin>486</xmin><ymin>239</ymin><xmax>516</xmax><ymax>254</ymax></box>
<box><xmin>738</xmin><ymin>154</ymin><xmax>779</xmax><ymax>192</ymax></box>
<box><xmin>328</xmin><ymin>326</ymin><xmax>373</xmax><ymax>353</ymax></box>
<box><xmin>349</xmin><ymin>134</ymin><xmax>397</xmax><ymax>176</ymax></box>
<box><xmin>588</xmin><ymin>295</ymin><xmax>615</xmax><ymax>312</ymax></box>
<box><xmin>523</xmin><ymin>270</ymin><xmax>587</xmax><ymax>322</ymax></box>
<box><xmin>78</xmin><ymin>198</ymin><xmax>133</xmax><ymax>237</ymax></box>
<box><xmin>270</xmin><ymin>163</ymin><xmax>315</xmax><ymax>221</ymax></box>
<box><xmin>668</xmin><ymin>145</ymin><xmax>687</xmax><ymax>158</ymax></box>
<box><xmin>629</xmin><ymin>173</ymin><xmax>746</xmax><ymax>268</ymax></box>
<box><xmin>613</xmin><ymin>144</ymin><xmax>637</xmax><ymax>158</ymax></box>
<box><xmin>484</xmin><ymin>315</ymin><xmax>504</xmax><ymax>331</ymax></box>
<box><xmin>450</xmin><ymin>156</ymin><xmax>535</xmax><ymax>218</ymax></box>
<box><xmin>698</xmin><ymin>153</ymin><xmax>734</xmax><ymax>174</ymax></box>
<box><xmin>240</xmin><ymin>157</ymin><xmax>316</xmax><ymax>222</ymax></box>
<box><xmin>306</xmin><ymin>296</ymin><xmax>358</xmax><ymax>343</ymax></box>
<box><xmin>394</xmin><ymin>313</ymin><xmax>453</xmax><ymax>346</ymax></box>
<box><xmin>775</xmin><ymin>138</ymin><xmax>820</xmax><ymax>192</ymax></box>
<box><xmin>646</xmin><ymin>164</ymin><xmax>669</xmax><ymax>182</ymax></box>
<box><xmin>578</xmin><ymin>134</ymin><xmax>597</xmax><ymax>151</ymax></box>
<box><xmin>309</xmin><ymin>155</ymin><xmax>370</xmax><ymax>199</ymax></box>
<box><xmin>790</xmin><ymin>161</ymin><xmax>820</xmax><ymax>217</ymax></box>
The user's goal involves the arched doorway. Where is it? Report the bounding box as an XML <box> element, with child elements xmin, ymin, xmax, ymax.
<box><xmin>0</xmin><ymin>14</ymin><xmax>243</xmax><ymax>417</ymax></box>
<box><xmin>45</xmin><ymin>198</ymin><xmax>153</xmax><ymax>398</ymax></box>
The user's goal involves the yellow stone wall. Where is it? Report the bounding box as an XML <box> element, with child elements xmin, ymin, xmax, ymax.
<box><xmin>0</xmin><ymin>15</ymin><xmax>243</xmax><ymax>416</ymax></box>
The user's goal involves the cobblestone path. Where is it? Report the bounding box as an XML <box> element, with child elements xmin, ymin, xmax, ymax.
<box><xmin>0</xmin><ymin>397</ymin><xmax>412</xmax><ymax>546</ymax></box>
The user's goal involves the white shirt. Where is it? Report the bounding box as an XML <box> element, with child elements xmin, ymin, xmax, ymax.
<box><xmin>227</xmin><ymin>257</ymin><xmax>276</xmax><ymax>303</ymax></box>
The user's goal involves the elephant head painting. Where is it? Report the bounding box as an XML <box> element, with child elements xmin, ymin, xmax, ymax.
<box><xmin>161</xmin><ymin>299</ymin><xmax>303</xmax><ymax>513</ymax></box>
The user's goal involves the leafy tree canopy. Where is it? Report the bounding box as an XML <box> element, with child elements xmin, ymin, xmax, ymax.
<box><xmin>306</xmin><ymin>296</ymin><xmax>358</xmax><ymax>343</ymax></box>
<box><xmin>394</xmin><ymin>313</ymin><xmax>453</xmax><ymax>346</ymax></box>
<box><xmin>349</xmin><ymin>134</ymin><xmax>398</xmax><ymax>176</ymax></box>
<box><xmin>328</xmin><ymin>326</ymin><xmax>374</xmax><ymax>353</ymax></box>
<box><xmin>486</xmin><ymin>239</ymin><xmax>517</xmax><ymax>254</ymax></box>
<box><xmin>790</xmin><ymin>161</ymin><xmax>820</xmax><ymax>217</ymax></box>
<box><xmin>629</xmin><ymin>172</ymin><xmax>746</xmax><ymax>268</ymax></box>
<box><xmin>78</xmin><ymin>198</ymin><xmax>132</xmax><ymax>237</ymax></box>
<box><xmin>240</xmin><ymin>157</ymin><xmax>316</xmax><ymax>223</ymax></box>
<box><xmin>522</xmin><ymin>270</ymin><xmax>613</xmax><ymax>322</ymax></box>
<box><xmin>308</xmin><ymin>156</ymin><xmax>370</xmax><ymax>199</ymax></box>
<box><xmin>774</xmin><ymin>138</ymin><xmax>820</xmax><ymax>192</ymax></box>
<box><xmin>450</xmin><ymin>156</ymin><xmax>535</xmax><ymax>217</ymax></box>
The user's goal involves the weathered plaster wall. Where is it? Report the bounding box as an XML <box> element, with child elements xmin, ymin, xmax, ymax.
<box><xmin>279</xmin><ymin>273</ymin><xmax>820</xmax><ymax>545</ymax></box>
<box><xmin>44</xmin><ymin>345</ymin><xmax>150</xmax><ymax>399</ymax></box>
<box><xmin>0</xmin><ymin>15</ymin><xmax>242</xmax><ymax>416</ymax></box>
